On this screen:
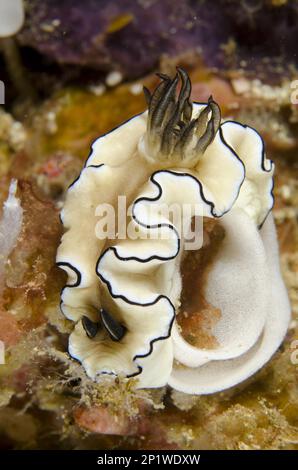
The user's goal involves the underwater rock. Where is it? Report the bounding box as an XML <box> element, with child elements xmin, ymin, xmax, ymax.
<box><xmin>0</xmin><ymin>110</ymin><xmax>27</xmax><ymax>177</ymax></box>
<box><xmin>18</xmin><ymin>0</ymin><xmax>298</xmax><ymax>80</ymax></box>
<box><xmin>74</xmin><ymin>402</ymin><xmax>180</xmax><ymax>449</ymax></box>
<box><xmin>1</xmin><ymin>180</ymin><xmax>64</xmax><ymax>340</ymax></box>
<box><xmin>18</xmin><ymin>0</ymin><xmax>225</xmax><ymax>77</ymax></box>
<box><xmin>33</xmin><ymin>152</ymin><xmax>82</xmax><ymax>199</ymax></box>
<box><xmin>74</xmin><ymin>405</ymin><xmax>139</xmax><ymax>436</ymax></box>
<box><xmin>0</xmin><ymin>308</ymin><xmax>21</xmax><ymax>347</ymax></box>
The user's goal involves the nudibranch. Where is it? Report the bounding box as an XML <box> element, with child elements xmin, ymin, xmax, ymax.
<box><xmin>56</xmin><ymin>69</ymin><xmax>290</xmax><ymax>394</ymax></box>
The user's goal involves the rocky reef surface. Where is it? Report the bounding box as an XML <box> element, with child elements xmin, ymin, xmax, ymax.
<box><xmin>0</xmin><ymin>62</ymin><xmax>297</xmax><ymax>449</ymax></box>
<box><xmin>2</xmin><ymin>1</ymin><xmax>297</xmax><ymax>119</ymax></box>
<box><xmin>18</xmin><ymin>0</ymin><xmax>298</xmax><ymax>76</ymax></box>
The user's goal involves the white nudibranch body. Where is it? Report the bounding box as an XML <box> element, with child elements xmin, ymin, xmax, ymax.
<box><xmin>56</xmin><ymin>69</ymin><xmax>290</xmax><ymax>394</ymax></box>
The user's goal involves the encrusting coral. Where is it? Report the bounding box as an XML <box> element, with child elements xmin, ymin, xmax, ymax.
<box><xmin>56</xmin><ymin>69</ymin><xmax>290</xmax><ymax>393</ymax></box>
